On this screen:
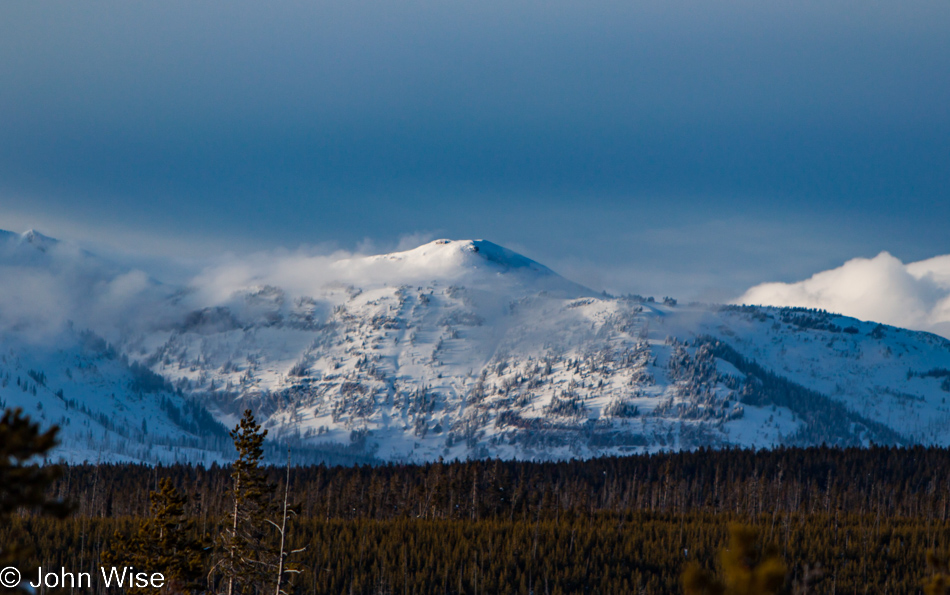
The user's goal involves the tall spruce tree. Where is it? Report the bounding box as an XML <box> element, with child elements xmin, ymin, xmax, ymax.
<box><xmin>103</xmin><ymin>478</ymin><xmax>205</xmax><ymax>595</ymax></box>
<box><xmin>0</xmin><ymin>408</ymin><xmax>70</xmax><ymax>595</ymax></box>
<box><xmin>215</xmin><ymin>410</ymin><xmax>278</xmax><ymax>595</ymax></box>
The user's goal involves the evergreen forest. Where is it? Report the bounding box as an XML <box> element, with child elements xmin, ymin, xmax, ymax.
<box><xmin>5</xmin><ymin>408</ymin><xmax>950</xmax><ymax>594</ymax></box>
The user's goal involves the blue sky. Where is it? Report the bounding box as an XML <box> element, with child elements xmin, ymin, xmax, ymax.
<box><xmin>1</xmin><ymin>0</ymin><xmax>948</xmax><ymax>300</ymax></box>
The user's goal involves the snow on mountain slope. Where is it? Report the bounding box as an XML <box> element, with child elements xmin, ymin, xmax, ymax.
<box><xmin>0</xmin><ymin>329</ymin><xmax>232</xmax><ymax>464</ymax></box>
<box><xmin>2</xmin><ymin>230</ymin><xmax>950</xmax><ymax>464</ymax></box>
<box><xmin>360</xmin><ymin>239</ymin><xmax>575</xmax><ymax>287</ymax></box>
<box><xmin>688</xmin><ymin>307</ymin><xmax>950</xmax><ymax>444</ymax></box>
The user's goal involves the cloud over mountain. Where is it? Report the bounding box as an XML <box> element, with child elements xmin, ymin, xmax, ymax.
<box><xmin>738</xmin><ymin>251</ymin><xmax>950</xmax><ymax>338</ymax></box>
<box><xmin>187</xmin><ymin>239</ymin><xmax>589</xmax><ymax>309</ymax></box>
<box><xmin>0</xmin><ymin>230</ymin><xmax>169</xmax><ymax>341</ymax></box>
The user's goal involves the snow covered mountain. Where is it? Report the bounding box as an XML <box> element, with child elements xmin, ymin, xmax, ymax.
<box><xmin>2</xmin><ymin>231</ymin><xmax>950</xmax><ymax>464</ymax></box>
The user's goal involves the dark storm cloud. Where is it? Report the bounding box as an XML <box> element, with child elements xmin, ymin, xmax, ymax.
<box><xmin>0</xmin><ymin>0</ymin><xmax>948</xmax><ymax>298</ymax></box>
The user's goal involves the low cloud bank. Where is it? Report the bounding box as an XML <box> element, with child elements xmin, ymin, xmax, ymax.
<box><xmin>0</xmin><ymin>231</ymin><xmax>175</xmax><ymax>342</ymax></box>
<box><xmin>187</xmin><ymin>241</ymin><xmax>481</xmax><ymax>308</ymax></box>
<box><xmin>8</xmin><ymin>227</ymin><xmax>950</xmax><ymax>343</ymax></box>
<box><xmin>0</xmin><ymin>231</ymin><xmax>498</xmax><ymax>342</ymax></box>
<box><xmin>0</xmin><ymin>233</ymin><xmax>378</xmax><ymax>341</ymax></box>
<box><xmin>737</xmin><ymin>252</ymin><xmax>950</xmax><ymax>338</ymax></box>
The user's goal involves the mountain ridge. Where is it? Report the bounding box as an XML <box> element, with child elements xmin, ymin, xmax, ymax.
<box><xmin>1</xmin><ymin>229</ymin><xmax>949</xmax><ymax>464</ymax></box>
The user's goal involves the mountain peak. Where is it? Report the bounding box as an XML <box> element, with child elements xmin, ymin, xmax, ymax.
<box><xmin>0</xmin><ymin>228</ymin><xmax>60</xmax><ymax>253</ymax></box>
<box><xmin>360</xmin><ymin>238</ymin><xmax>591</xmax><ymax>296</ymax></box>
<box><xmin>374</xmin><ymin>239</ymin><xmax>556</xmax><ymax>276</ymax></box>
<box><xmin>19</xmin><ymin>229</ymin><xmax>58</xmax><ymax>251</ymax></box>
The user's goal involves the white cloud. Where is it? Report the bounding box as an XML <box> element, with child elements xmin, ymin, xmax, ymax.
<box><xmin>737</xmin><ymin>251</ymin><xmax>950</xmax><ymax>338</ymax></box>
<box><xmin>0</xmin><ymin>231</ymin><xmax>172</xmax><ymax>342</ymax></box>
<box><xmin>0</xmin><ymin>230</ymin><xmax>520</xmax><ymax>344</ymax></box>
<box><xmin>185</xmin><ymin>237</ymin><xmax>493</xmax><ymax>308</ymax></box>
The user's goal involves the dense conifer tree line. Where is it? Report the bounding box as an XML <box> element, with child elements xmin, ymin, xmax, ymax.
<box><xmin>10</xmin><ymin>424</ymin><xmax>950</xmax><ymax>593</ymax></box>
<box><xmin>7</xmin><ymin>508</ymin><xmax>950</xmax><ymax>593</ymax></box>
<box><xmin>42</xmin><ymin>446</ymin><xmax>950</xmax><ymax>522</ymax></box>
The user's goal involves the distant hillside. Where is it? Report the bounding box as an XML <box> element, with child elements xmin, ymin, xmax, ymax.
<box><xmin>1</xmin><ymin>232</ymin><xmax>949</xmax><ymax>463</ymax></box>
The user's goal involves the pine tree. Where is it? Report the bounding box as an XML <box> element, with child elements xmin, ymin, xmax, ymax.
<box><xmin>0</xmin><ymin>408</ymin><xmax>70</xmax><ymax>594</ymax></box>
<box><xmin>215</xmin><ymin>410</ymin><xmax>278</xmax><ymax>595</ymax></box>
<box><xmin>103</xmin><ymin>478</ymin><xmax>205</xmax><ymax>595</ymax></box>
